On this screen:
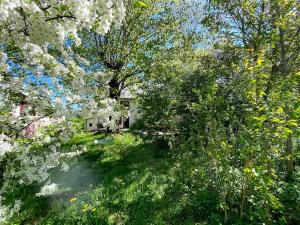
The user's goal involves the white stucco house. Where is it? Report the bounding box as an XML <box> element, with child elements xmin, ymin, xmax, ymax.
<box><xmin>85</xmin><ymin>89</ymin><xmax>140</xmax><ymax>132</ymax></box>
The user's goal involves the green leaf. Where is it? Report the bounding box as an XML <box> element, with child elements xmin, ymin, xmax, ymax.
<box><xmin>272</xmin><ymin>117</ymin><xmax>285</xmax><ymax>124</ymax></box>
<box><xmin>60</xmin><ymin>4</ymin><xmax>70</xmax><ymax>11</ymax></box>
<box><xmin>287</xmin><ymin>119</ymin><xmax>298</xmax><ymax>127</ymax></box>
<box><xmin>134</xmin><ymin>1</ymin><xmax>147</xmax><ymax>8</ymax></box>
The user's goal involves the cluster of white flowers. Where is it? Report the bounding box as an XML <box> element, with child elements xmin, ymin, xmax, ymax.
<box><xmin>36</xmin><ymin>183</ymin><xmax>58</xmax><ymax>197</ymax></box>
<box><xmin>1</xmin><ymin>146</ymin><xmax>60</xmax><ymax>189</ymax></box>
<box><xmin>0</xmin><ymin>119</ymin><xmax>81</xmax><ymax>213</ymax></box>
<box><xmin>60</xmin><ymin>144</ymin><xmax>88</xmax><ymax>158</ymax></box>
<box><xmin>0</xmin><ymin>51</ymin><xmax>8</xmax><ymax>74</ymax></box>
<box><xmin>0</xmin><ymin>199</ymin><xmax>21</xmax><ymax>222</ymax></box>
<box><xmin>60</xmin><ymin>161</ymin><xmax>70</xmax><ymax>172</ymax></box>
<box><xmin>0</xmin><ymin>134</ymin><xmax>13</xmax><ymax>157</ymax></box>
<box><xmin>0</xmin><ymin>199</ymin><xmax>9</xmax><ymax>223</ymax></box>
<box><xmin>0</xmin><ymin>141</ymin><xmax>61</xmax><ymax>221</ymax></box>
<box><xmin>0</xmin><ymin>0</ymin><xmax>126</xmax><ymax>118</ymax></box>
<box><xmin>0</xmin><ymin>0</ymin><xmax>126</xmax><ymax>48</ymax></box>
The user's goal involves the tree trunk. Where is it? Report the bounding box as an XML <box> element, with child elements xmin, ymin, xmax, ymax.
<box><xmin>107</xmin><ymin>75</ymin><xmax>121</xmax><ymax>133</ymax></box>
<box><xmin>109</xmin><ymin>75</ymin><xmax>121</xmax><ymax>100</ymax></box>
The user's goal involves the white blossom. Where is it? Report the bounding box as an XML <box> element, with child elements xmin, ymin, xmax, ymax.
<box><xmin>0</xmin><ymin>202</ymin><xmax>9</xmax><ymax>223</ymax></box>
<box><xmin>0</xmin><ymin>0</ymin><xmax>127</xmax><ymax>222</ymax></box>
<box><xmin>0</xmin><ymin>198</ymin><xmax>21</xmax><ymax>222</ymax></box>
<box><xmin>36</xmin><ymin>183</ymin><xmax>58</xmax><ymax>197</ymax></box>
<box><xmin>0</xmin><ymin>134</ymin><xmax>13</xmax><ymax>156</ymax></box>
<box><xmin>60</xmin><ymin>161</ymin><xmax>70</xmax><ymax>172</ymax></box>
<box><xmin>0</xmin><ymin>0</ymin><xmax>126</xmax><ymax>48</ymax></box>
<box><xmin>0</xmin><ymin>51</ymin><xmax>7</xmax><ymax>62</ymax></box>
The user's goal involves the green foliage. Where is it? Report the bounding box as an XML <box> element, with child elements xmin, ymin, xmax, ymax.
<box><xmin>133</xmin><ymin>1</ymin><xmax>148</xmax><ymax>9</ymax></box>
<box><xmin>134</xmin><ymin>0</ymin><xmax>300</xmax><ymax>223</ymax></box>
<box><xmin>74</xmin><ymin>0</ymin><xmax>190</xmax><ymax>100</ymax></box>
<box><xmin>5</xmin><ymin>1</ymin><xmax>300</xmax><ymax>224</ymax></box>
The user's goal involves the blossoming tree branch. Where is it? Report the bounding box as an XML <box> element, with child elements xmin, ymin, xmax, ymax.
<box><xmin>0</xmin><ymin>0</ymin><xmax>126</xmax><ymax>221</ymax></box>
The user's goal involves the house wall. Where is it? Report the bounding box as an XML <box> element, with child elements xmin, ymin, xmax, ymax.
<box><xmin>22</xmin><ymin>116</ymin><xmax>66</xmax><ymax>137</ymax></box>
<box><xmin>22</xmin><ymin>117</ymin><xmax>52</xmax><ymax>137</ymax></box>
<box><xmin>129</xmin><ymin>100</ymin><xmax>140</xmax><ymax>127</ymax></box>
<box><xmin>85</xmin><ymin>99</ymin><xmax>141</xmax><ymax>131</ymax></box>
<box><xmin>86</xmin><ymin>118</ymin><xmax>99</xmax><ymax>131</ymax></box>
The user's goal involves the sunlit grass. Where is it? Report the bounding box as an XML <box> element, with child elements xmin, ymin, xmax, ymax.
<box><xmin>13</xmin><ymin>132</ymin><xmax>210</xmax><ymax>225</ymax></box>
<box><xmin>15</xmin><ymin>132</ymin><xmax>181</xmax><ymax>224</ymax></box>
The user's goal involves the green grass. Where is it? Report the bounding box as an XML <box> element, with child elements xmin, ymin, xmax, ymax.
<box><xmin>12</xmin><ymin>132</ymin><xmax>204</xmax><ymax>225</ymax></box>
<box><xmin>60</xmin><ymin>132</ymin><xmax>105</xmax><ymax>152</ymax></box>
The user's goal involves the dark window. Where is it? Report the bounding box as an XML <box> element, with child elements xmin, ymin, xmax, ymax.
<box><xmin>89</xmin><ymin>123</ymin><xmax>93</xmax><ymax>127</ymax></box>
<box><xmin>124</xmin><ymin>117</ymin><xmax>130</xmax><ymax>128</ymax></box>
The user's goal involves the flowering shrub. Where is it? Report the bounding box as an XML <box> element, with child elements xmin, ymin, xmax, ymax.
<box><xmin>0</xmin><ymin>120</ymin><xmax>103</xmax><ymax>221</ymax></box>
<box><xmin>0</xmin><ymin>138</ymin><xmax>60</xmax><ymax>221</ymax></box>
